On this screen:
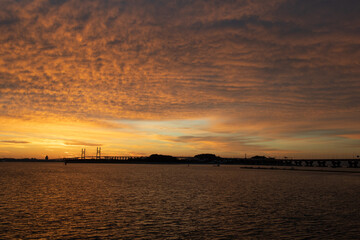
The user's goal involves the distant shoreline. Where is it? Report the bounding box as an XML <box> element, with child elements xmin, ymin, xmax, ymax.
<box><xmin>1</xmin><ymin>160</ymin><xmax>359</xmax><ymax>173</ymax></box>
<box><xmin>1</xmin><ymin>158</ymin><xmax>360</xmax><ymax>171</ymax></box>
<box><xmin>1</xmin><ymin>156</ymin><xmax>360</xmax><ymax>171</ymax></box>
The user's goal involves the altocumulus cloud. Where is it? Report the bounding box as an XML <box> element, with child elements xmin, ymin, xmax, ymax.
<box><xmin>0</xmin><ymin>0</ymin><xmax>360</xmax><ymax>157</ymax></box>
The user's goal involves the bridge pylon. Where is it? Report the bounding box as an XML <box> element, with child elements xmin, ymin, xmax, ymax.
<box><xmin>96</xmin><ymin>147</ymin><xmax>101</xmax><ymax>159</ymax></box>
<box><xmin>81</xmin><ymin>148</ymin><xmax>86</xmax><ymax>159</ymax></box>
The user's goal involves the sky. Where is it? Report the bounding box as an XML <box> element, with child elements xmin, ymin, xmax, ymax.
<box><xmin>0</xmin><ymin>0</ymin><xmax>360</xmax><ymax>159</ymax></box>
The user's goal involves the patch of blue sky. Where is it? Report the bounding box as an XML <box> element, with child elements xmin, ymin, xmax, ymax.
<box><xmin>112</xmin><ymin>118</ymin><xmax>210</xmax><ymax>137</ymax></box>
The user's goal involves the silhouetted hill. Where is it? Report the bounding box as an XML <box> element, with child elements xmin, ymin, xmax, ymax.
<box><xmin>194</xmin><ymin>153</ymin><xmax>221</xmax><ymax>162</ymax></box>
<box><xmin>147</xmin><ymin>154</ymin><xmax>179</xmax><ymax>163</ymax></box>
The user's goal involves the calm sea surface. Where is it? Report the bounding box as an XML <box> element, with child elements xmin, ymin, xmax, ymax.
<box><xmin>0</xmin><ymin>163</ymin><xmax>359</xmax><ymax>239</ymax></box>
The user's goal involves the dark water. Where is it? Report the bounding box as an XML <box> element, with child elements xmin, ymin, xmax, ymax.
<box><xmin>0</xmin><ymin>163</ymin><xmax>359</xmax><ymax>239</ymax></box>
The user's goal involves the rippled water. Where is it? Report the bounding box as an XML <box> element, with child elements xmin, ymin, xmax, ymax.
<box><xmin>0</xmin><ymin>163</ymin><xmax>359</xmax><ymax>239</ymax></box>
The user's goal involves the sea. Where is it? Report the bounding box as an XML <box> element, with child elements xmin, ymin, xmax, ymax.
<box><xmin>0</xmin><ymin>163</ymin><xmax>359</xmax><ymax>239</ymax></box>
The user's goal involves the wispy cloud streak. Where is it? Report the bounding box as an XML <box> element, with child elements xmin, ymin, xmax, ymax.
<box><xmin>1</xmin><ymin>140</ymin><xmax>30</xmax><ymax>144</ymax></box>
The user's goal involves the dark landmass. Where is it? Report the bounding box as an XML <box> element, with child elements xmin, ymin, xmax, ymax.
<box><xmin>1</xmin><ymin>154</ymin><xmax>359</xmax><ymax>168</ymax></box>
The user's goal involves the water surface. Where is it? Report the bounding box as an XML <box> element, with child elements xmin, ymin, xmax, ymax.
<box><xmin>0</xmin><ymin>163</ymin><xmax>359</xmax><ymax>239</ymax></box>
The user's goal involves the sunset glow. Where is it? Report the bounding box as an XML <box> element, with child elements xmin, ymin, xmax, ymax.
<box><xmin>1</xmin><ymin>0</ymin><xmax>359</xmax><ymax>159</ymax></box>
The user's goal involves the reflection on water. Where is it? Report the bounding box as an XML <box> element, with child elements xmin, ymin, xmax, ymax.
<box><xmin>0</xmin><ymin>163</ymin><xmax>359</xmax><ymax>239</ymax></box>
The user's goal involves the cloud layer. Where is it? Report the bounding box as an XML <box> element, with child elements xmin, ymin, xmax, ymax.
<box><xmin>1</xmin><ymin>0</ymin><xmax>360</xmax><ymax>158</ymax></box>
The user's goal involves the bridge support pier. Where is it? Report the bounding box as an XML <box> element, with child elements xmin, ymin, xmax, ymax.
<box><xmin>305</xmin><ymin>160</ymin><xmax>314</xmax><ymax>167</ymax></box>
<box><xmin>317</xmin><ymin>160</ymin><xmax>327</xmax><ymax>167</ymax></box>
<box><xmin>348</xmin><ymin>160</ymin><xmax>359</xmax><ymax>168</ymax></box>
<box><xmin>294</xmin><ymin>160</ymin><xmax>302</xmax><ymax>166</ymax></box>
<box><xmin>331</xmin><ymin>160</ymin><xmax>341</xmax><ymax>168</ymax></box>
<box><xmin>284</xmin><ymin>160</ymin><xmax>293</xmax><ymax>166</ymax></box>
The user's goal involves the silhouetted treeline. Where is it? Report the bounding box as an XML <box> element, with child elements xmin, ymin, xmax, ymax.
<box><xmin>147</xmin><ymin>154</ymin><xmax>179</xmax><ymax>163</ymax></box>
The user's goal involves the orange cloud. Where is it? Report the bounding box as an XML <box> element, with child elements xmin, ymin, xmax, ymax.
<box><xmin>1</xmin><ymin>0</ymin><xmax>360</xmax><ymax>158</ymax></box>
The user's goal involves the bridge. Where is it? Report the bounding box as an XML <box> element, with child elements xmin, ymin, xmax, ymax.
<box><xmin>227</xmin><ymin>158</ymin><xmax>359</xmax><ymax>168</ymax></box>
<box><xmin>278</xmin><ymin>159</ymin><xmax>358</xmax><ymax>168</ymax></box>
<box><xmin>63</xmin><ymin>155</ymin><xmax>144</xmax><ymax>161</ymax></box>
<box><xmin>64</xmin><ymin>147</ymin><xmax>146</xmax><ymax>163</ymax></box>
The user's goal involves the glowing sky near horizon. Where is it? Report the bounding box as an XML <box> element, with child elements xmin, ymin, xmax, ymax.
<box><xmin>1</xmin><ymin>0</ymin><xmax>360</xmax><ymax>159</ymax></box>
